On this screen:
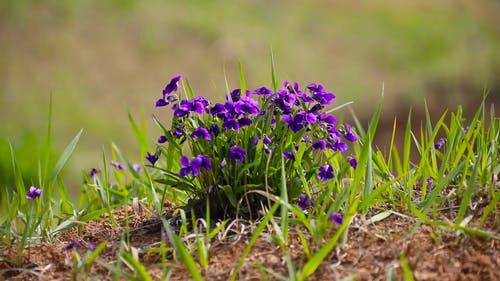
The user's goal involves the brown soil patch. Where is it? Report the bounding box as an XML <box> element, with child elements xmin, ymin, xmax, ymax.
<box><xmin>1</xmin><ymin>206</ymin><xmax>498</xmax><ymax>281</ymax></box>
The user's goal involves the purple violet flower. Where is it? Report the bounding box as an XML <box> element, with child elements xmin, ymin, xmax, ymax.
<box><xmin>317</xmin><ymin>164</ymin><xmax>335</xmax><ymax>181</ymax></box>
<box><xmin>163</xmin><ymin>75</ymin><xmax>182</xmax><ymax>95</ymax></box>
<box><xmin>283</xmin><ymin>151</ymin><xmax>295</xmax><ymax>160</ymax></box>
<box><xmin>330</xmin><ymin>212</ymin><xmax>344</xmax><ymax>225</ymax></box>
<box><xmin>297</xmin><ymin>193</ymin><xmax>314</xmax><ymax>210</ymax></box>
<box><xmin>179</xmin><ymin>155</ymin><xmax>212</xmax><ymax>177</ymax></box>
<box><xmin>229</xmin><ymin>146</ymin><xmax>246</xmax><ymax>162</ymax></box>
<box><xmin>64</xmin><ymin>240</ymin><xmax>82</xmax><ymax>251</ymax></box>
<box><xmin>234</xmin><ymin>96</ymin><xmax>261</xmax><ymax>115</ymax></box>
<box><xmin>133</xmin><ymin>164</ymin><xmax>142</xmax><ymax>173</ymax></box>
<box><xmin>146</xmin><ymin>152</ymin><xmax>159</xmax><ymax>166</ymax></box>
<box><xmin>158</xmin><ymin>135</ymin><xmax>168</xmax><ymax>144</ymax></box>
<box><xmin>111</xmin><ymin>161</ymin><xmax>125</xmax><ymax>170</ymax></box>
<box><xmin>348</xmin><ymin>156</ymin><xmax>357</xmax><ymax>169</ymax></box>
<box><xmin>343</xmin><ymin>124</ymin><xmax>358</xmax><ymax>142</ymax></box>
<box><xmin>88</xmin><ymin>168</ymin><xmax>100</xmax><ymax>178</ymax></box>
<box><xmin>209</xmin><ymin>124</ymin><xmax>220</xmax><ymax>137</ymax></box>
<box><xmin>434</xmin><ymin>139</ymin><xmax>446</xmax><ymax>150</ymax></box>
<box><xmin>312</xmin><ymin>139</ymin><xmax>327</xmax><ymax>151</ymax></box>
<box><xmin>191</xmin><ymin>127</ymin><xmax>211</xmax><ymax>141</ymax></box>
<box><xmin>155</xmin><ymin>98</ymin><xmax>168</xmax><ymax>107</ymax></box>
<box><xmin>263</xmin><ymin>135</ymin><xmax>272</xmax><ymax>145</ymax></box>
<box><xmin>26</xmin><ymin>186</ymin><xmax>41</xmax><ymax>200</ymax></box>
<box><xmin>172</xmin><ymin>127</ymin><xmax>183</xmax><ymax>139</ymax></box>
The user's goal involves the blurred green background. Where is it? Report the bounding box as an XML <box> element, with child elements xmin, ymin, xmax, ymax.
<box><xmin>1</xmin><ymin>0</ymin><xmax>499</xmax><ymax>191</ymax></box>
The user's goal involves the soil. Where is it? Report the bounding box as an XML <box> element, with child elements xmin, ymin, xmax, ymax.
<box><xmin>0</xmin><ymin>204</ymin><xmax>498</xmax><ymax>281</ymax></box>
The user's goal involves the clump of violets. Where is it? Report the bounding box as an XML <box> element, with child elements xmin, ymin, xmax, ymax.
<box><xmin>151</xmin><ymin>74</ymin><xmax>359</xmax><ymax>218</ymax></box>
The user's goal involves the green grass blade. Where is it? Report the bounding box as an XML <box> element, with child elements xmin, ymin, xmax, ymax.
<box><xmin>128</xmin><ymin>112</ymin><xmax>150</xmax><ymax>155</ymax></box>
<box><xmin>49</xmin><ymin>128</ymin><xmax>83</xmax><ymax>186</ymax></box>
<box><xmin>164</xmin><ymin>222</ymin><xmax>203</xmax><ymax>281</ymax></box>
<box><xmin>121</xmin><ymin>252</ymin><xmax>153</xmax><ymax>281</ymax></box>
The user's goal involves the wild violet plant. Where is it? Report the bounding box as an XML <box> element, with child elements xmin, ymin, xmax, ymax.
<box><xmin>149</xmin><ymin>74</ymin><xmax>358</xmax><ymax>219</ymax></box>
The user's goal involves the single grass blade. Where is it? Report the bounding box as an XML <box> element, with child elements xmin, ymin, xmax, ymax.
<box><xmin>49</xmin><ymin>129</ymin><xmax>83</xmax><ymax>186</ymax></box>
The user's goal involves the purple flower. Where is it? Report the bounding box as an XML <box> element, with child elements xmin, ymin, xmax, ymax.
<box><xmin>348</xmin><ymin>156</ymin><xmax>357</xmax><ymax>169</ymax></box>
<box><xmin>209</xmin><ymin>124</ymin><xmax>220</xmax><ymax>137</ymax></box>
<box><xmin>172</xmin><ymin>127</ymin><xmax>183</xmax><ymax>139</ymax></box>
<box><xmin>88</xmin><ymin>168</ymin><xmax>100</xmax><ymax>178</ymax></box>
<box><xmin>283</xmin><ymin>151</ymin><xmax>295</xmax><ymax>160</ymax></box>
<box><xmin>146</xmin><ymin>152</ymin><xmax>160</xmax><ymax>166</ymax></box>
<box><xmin>330</xmin><ymin>212</ymin><xmax>343</xmax><ymax>225</ymax></box>
<box><xmin>234</xmin><ymin>96</ymin><xmax>260</xmax><ymax>115</ymax></box>
<box><xmin>238</xmin><ymin>117</ymin><xmax>253</xmax><ymax>127</ymax></box>
<box><xmin>330</xmin><ymin>139</ymin><xmax>348</xmax><ymax>152</ymax></box>
<box><xmin>229</xmin><ymin>146</ymin><xmax>246</xmax><ymax>162</ymax></box>
<box><xmin>133</xmin><ymin>164</ymin><xmax>142</xmax><ymax>173</ymax></box>
<box><xmin>317</xmin><ymin>164</ymin><xmax>335</xmax><ymax>181</ymax></box>
<box><xmin>228</xmin><ymin>89</ymin><xmax>241</xmax><ymax>102</ymax></box>
<box><xmin>252</xmin><ymin>86</ymin><xmax>274</xmax><ymax>97</ymax></box>
<box><xmin>88</xmin><ymin>242</ymin><xmax>96</xmax><ymax>251</ymax></box>
<box><xmin>263</xmin><ymin>135</ymin><xmax>272</xmax><ymax>145</ymax></box>
<box><xmin>426</xmin><ymin>177</ymin><xmax>434</xmax><ymax>187</ymax></box>
<box><xmin>210</xmin><ymin>103</ymin><xmax>227</xmax><ymax>118</ymax></box>
<box><xmin>179</xmin><ymin>155</ymin><xmax>212</xmax><ymax>177</ymax></box>
<box><xmin>191</xmin><ymin>127</ymin><xmax>211</xmax><ymax>141</ymax></box>
<box><xmin>64</xmin><ymin>240</ymin><xmax>82</xmax><ymax>251</ymax></box>
<box><xmin>163</xmin><ymin>75</ymin><xmax>182</xmax><ymax>95</ymax></box>
<box><xmin>312</xmin><ymin>139</ymin><xmax>327</xmax><ymax>151</ymax></box>
<box><xmin>343</xmin><ymin>124</ymin><xmax>358</xmax><ymax>142</ymax></box>
<box><xmin>434</xmin><ymin>139</ymin><xmax>446</xmax><ymax>150</ymax></box>
<box><xmin>282</xmin><ymin>114</ymin><xmax>304</xmax><ymax>133</ymax></box>
<box><xmin>155</xmin><ymin>98</ymin><xmax>168</xmax><ymax>107</ymax></box>
<box><xmin>222</xmin><ymin>118</ymin><xmax>240</xmax><ymax>131</ymax></box>
<box><xmin>307</xmin><ymin>83</ymin><xmax>336</xmax><ymax>105</ymax></box>
<box><xmin>252</xmin><ymin>136</ymin><xmax>260</xmax><ymax>147</ymax></box>
<box><xmin>111</xmin><ymin>161</ymin><xmax>125</xmax><ymax>170</ymax></box>
<box><xmin>318</xmin><ymin>113</ymin><xmax>337</xmax><ymax>125</ymax></box>
<box><xmin>158</xmin><ymin>135</ymin><xmax>168</xmax><ymax>144</ymax></box>
<box><xmin>26</xmin><ymin>186</ymin><xmax>41</xmax><ymax>200</ymax></box>
<box><xmin>297</xmin><ymin>193</ymin><xmax>314</xmax><ymax>210</ymax></box>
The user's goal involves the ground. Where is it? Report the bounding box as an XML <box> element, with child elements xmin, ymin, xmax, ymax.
<box><xmin>1</xmin><ymin>203</ymin><xmax>498</xmax><ymax>281</ymax></box>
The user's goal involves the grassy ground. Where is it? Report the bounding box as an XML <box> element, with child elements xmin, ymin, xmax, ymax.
<box><xmin>0</xmin><ymin>71</ymin><xmax>498</xmax><ymax>280</ymax></box>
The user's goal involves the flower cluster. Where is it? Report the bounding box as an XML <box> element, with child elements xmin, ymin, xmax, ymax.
<box><xmin>151</xmin><ymin>74</ymin><xmax>359</xmax><ymax>217</ymax></box>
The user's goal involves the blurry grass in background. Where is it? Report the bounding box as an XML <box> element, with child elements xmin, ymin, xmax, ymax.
<box><xmin>1</xmin><ymin>0</ymin><xmax>499</xmax><ymax>191</ymax></box>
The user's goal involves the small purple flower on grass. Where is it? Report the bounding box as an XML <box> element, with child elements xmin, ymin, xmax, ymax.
<box><xmin>343</xmin><ymin>124</ymin><xmax>358</xmax><ymax>142</ymax></box>
<box><xmin>179</xmin><ymin>155</ymin><xmax>212</xmax><ymax>177</ymax></box>
<box><xmin>209</xmin><ymin>124</ymin><xmax>220</xmax><ymax>137</ymax></box>
<box><xmin>283</xmin><ymin>151</ymin><xmax>295</xmax><ymax>160</ymax></box>
<box><xmin>155</xmin><ymin>98</ymin><xmax>168</xmax><ymax>107</ymax></box>
<box><xmin>64</xmin><ymin>240</ymin><xmax>82</xmax><ymax>251</ymax></box>
<box><xmin>146</xmin><ymin>152</ymin><xmax>159</xmax><ymax>166</ymax></box>
<box><xmin>88</xmin><ymin>168</ymin><xmax>100</xmax><ymax>177</ymax></box>
<box><xmin>111</xmin><ymin>161</ymin><xmax>125</xmax><ymax>170</ymax></box>
<box><xmin>163</xmin><ymin>75</ymin><xmax>182</xmax><ymax>95</ymax></box>
<box><xmin>297</xmin><ymin>193</ymin><xmax>314</xmax><ymax>210</ymax></box>
<box><xmin>348</xmin><ymin>156</ymin><xmax>357</xmax><ymax>169</ymax></box>
<box><xmin>330</xmin><ymin>212</ymin><xmax>343</xmax><ymax>225</ymax></box>
<box><xmin>191</xmin><ymin>127</ymin><xmax>211</xmax><ymax>141</ymax></box>
<box><xmin>434</xmin><ymin>139</ymin><xmax>446</xmax><ymax>150</ymax></box>
<box><xmin>26</xmin><ymin>186</ymin><xmax>41</xmax><ymax>200</ymax></box>
<box><xmin>312</xmin><ymin>139</ymin><xmax>327</xmax><ymax>151</ymax></box>
<box><xmin>133</xmin><ymin>164</ymin><xmax>142</xmax><ymax>173</ymax></box>
<box><xmin>158</xmin><ymin>135</ymin><xmax>168</xmax><ymax>143</ymax></box>
<box><xmin>229</xmin><ymin>145</ymin><xmax>246</xmax><ymax>162</ymax></box>
<box><xmin>317</xmin><ymin>164</ymin><xmax>334</xmax><ymax>181</ymax></box>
